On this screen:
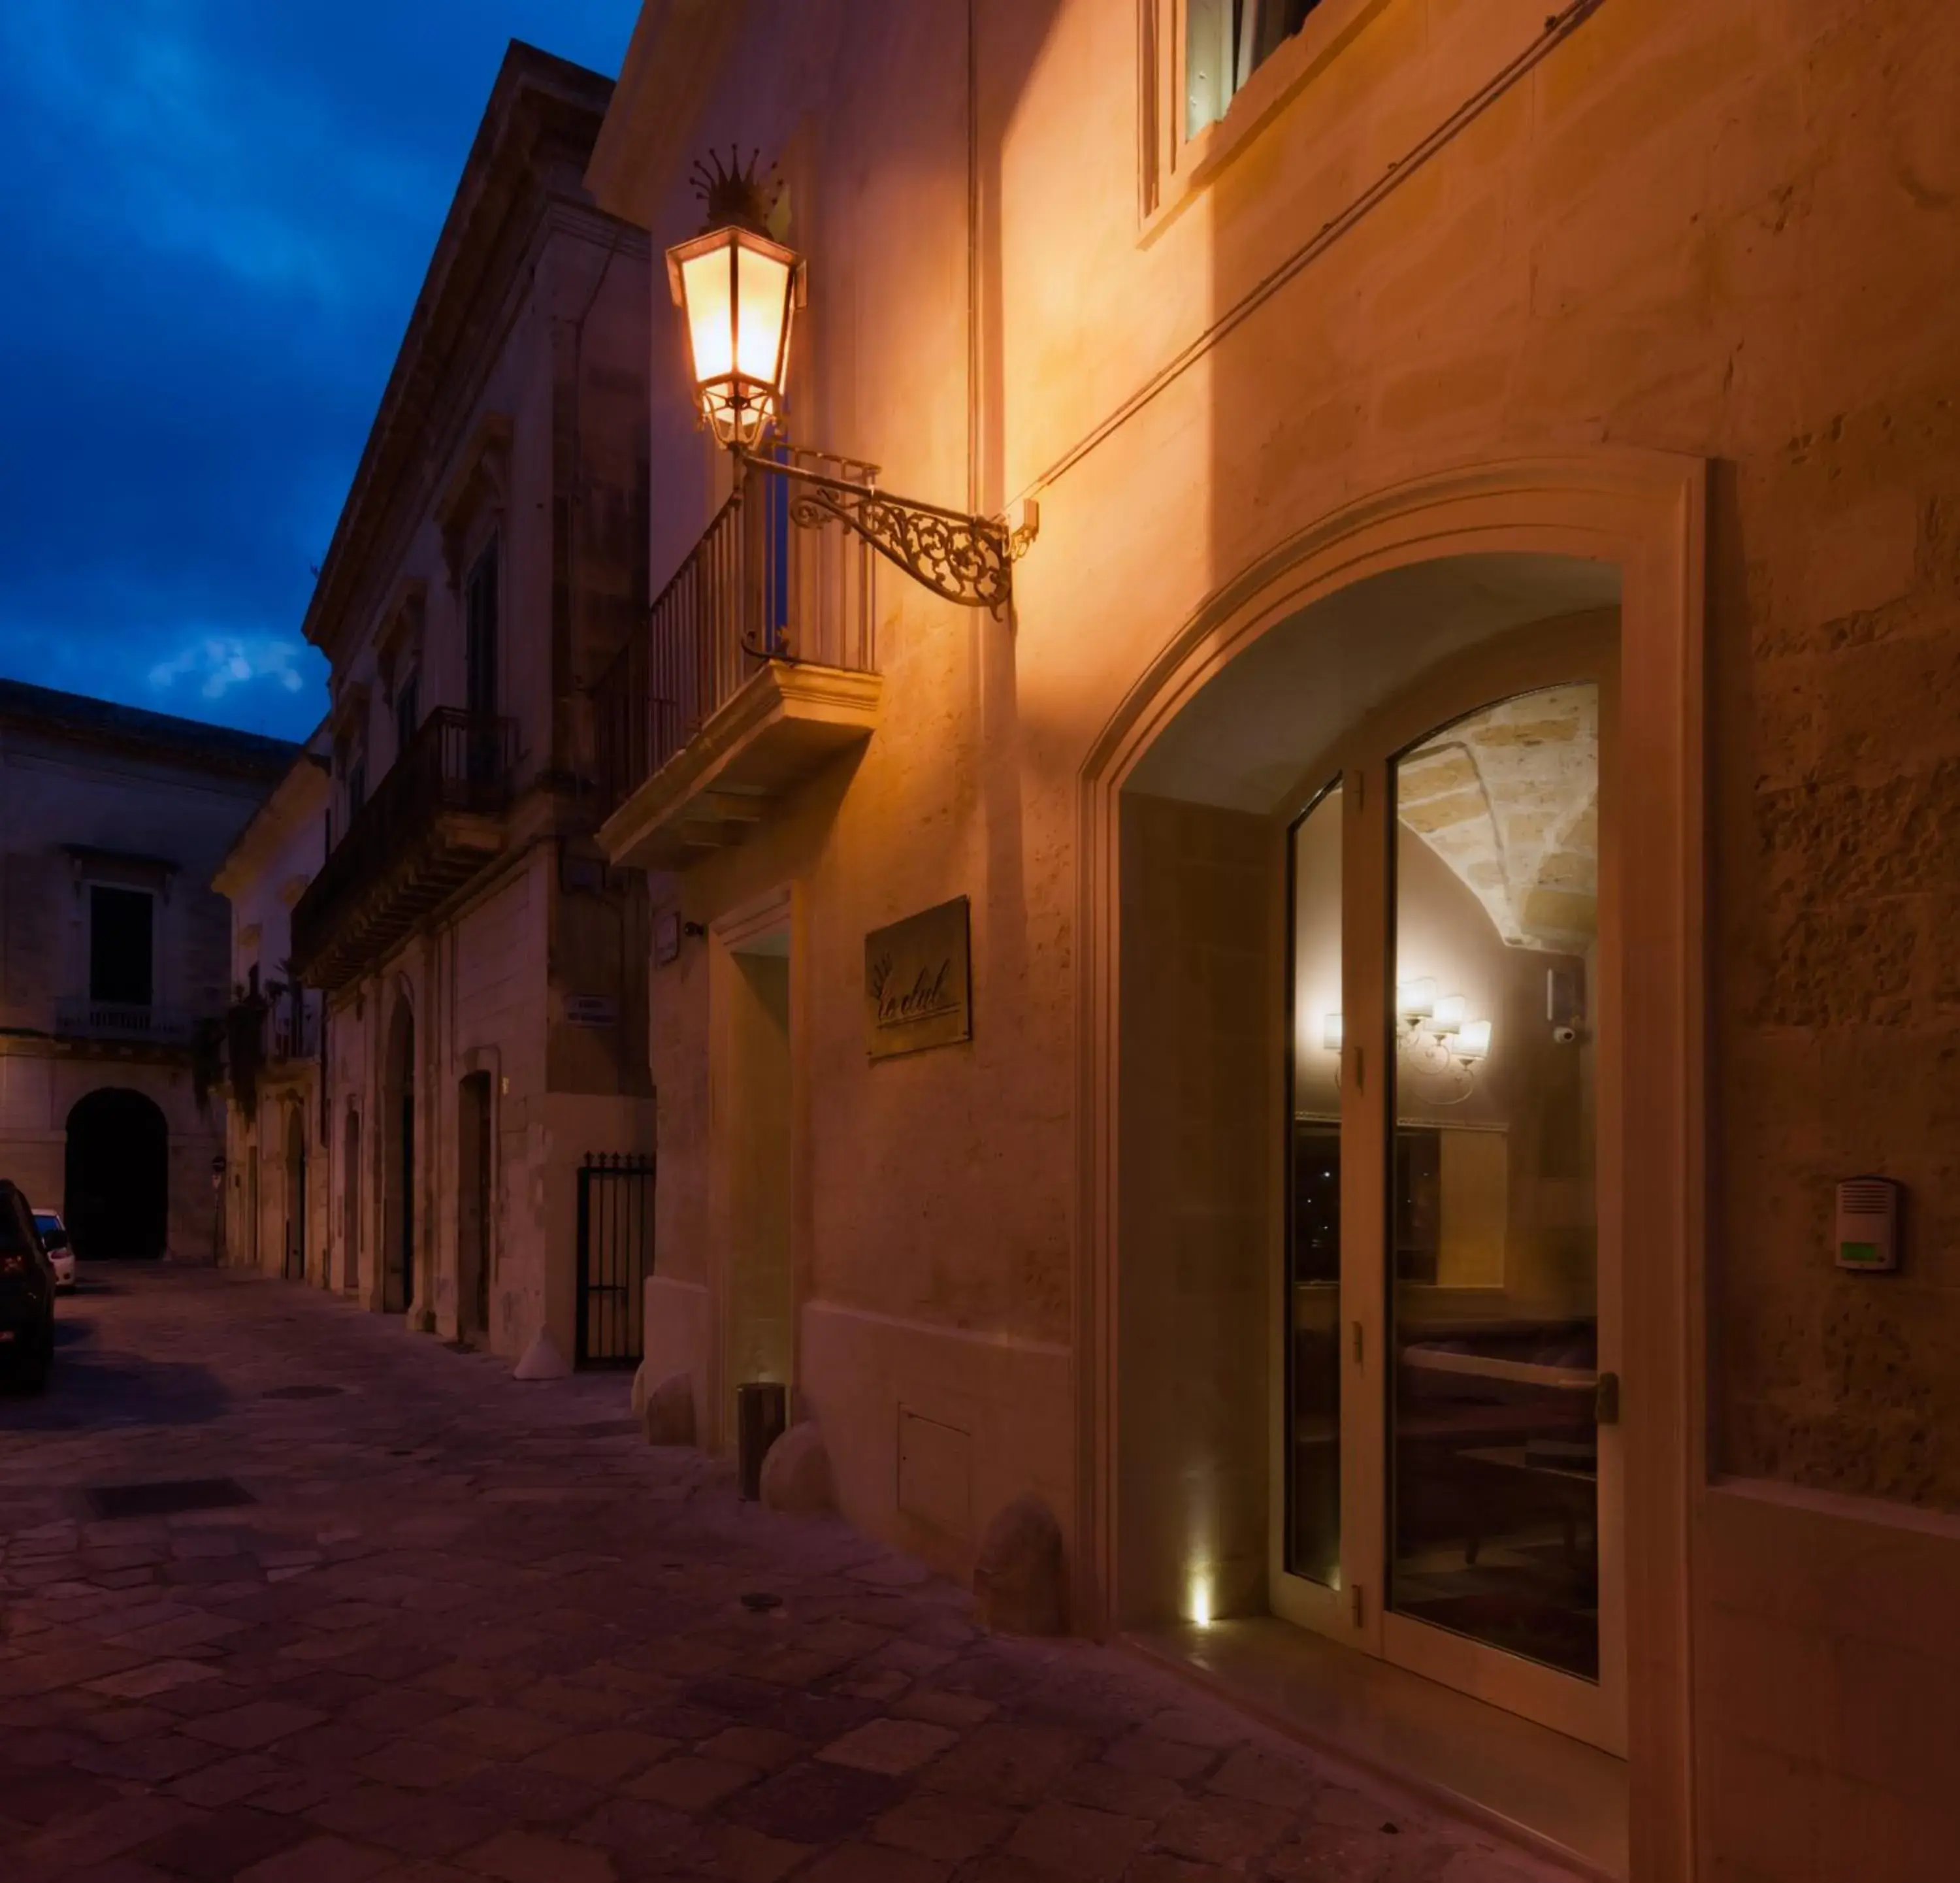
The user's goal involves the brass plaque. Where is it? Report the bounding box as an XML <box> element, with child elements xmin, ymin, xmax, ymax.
<box><xmin>864</xmin><ymin>896</ymin><xmax>971</xmax><ymax>1060</ymax></box>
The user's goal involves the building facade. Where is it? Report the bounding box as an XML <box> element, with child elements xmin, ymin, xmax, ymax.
<box><xmin>583</xmin><ymin>2</ymin><xmax>1960</xmax><ymax>1877</ymax></box>
<box><xmin>212</xmin><ymin>729</ymin><xmax>331</xmax><ymax>1285</ymax></box>
<box><xmin>282</xmin><ymin>44</ymin><xmax>655</xmax><ymax>1361</ymax></box>
<box><xmin>0</xmin><ymin>679</ymin><xmax>292</xmax><ymax>1262</ymax></box>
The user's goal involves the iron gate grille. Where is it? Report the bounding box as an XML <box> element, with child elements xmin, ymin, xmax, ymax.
<box><xmin>575</xmin><ymin>1153</ymin><xmax>655</xmax><ymax>1367</ymax></box>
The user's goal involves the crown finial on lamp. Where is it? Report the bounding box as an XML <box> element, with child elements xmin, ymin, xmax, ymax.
<box><xmin>687</xmin><ymin>147</ymin><xmax>778</xmax><ymax>237</ymax></box>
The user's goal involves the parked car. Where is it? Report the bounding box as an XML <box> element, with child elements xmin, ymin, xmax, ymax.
<box><xmin>31</xmin><ymin>1208</ymin><xmax>76</xmax><ymax>1292</ymax></box>
<box><xmin>0</xmin><ymin>1181</ymin><xmax>56</xmax><ymax>1393</ymax></box>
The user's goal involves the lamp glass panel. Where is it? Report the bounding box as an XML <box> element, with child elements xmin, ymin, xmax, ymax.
<box><xmin>734</xmin><ymin>242</ymin><xmax>792</xmax><ymax>385</ymax></box>
<box><xmin>1286</xmin><ymin>779</ymin><xmax>1342</xmax><ymax>1588</ymax></box>
<box><xmin>679</xmin><ymin>241</ymin><xmax>736</xmax><ymax>384</ymax></box>
<box><xmin>1386</xmin><ymin>683</ymin><xmax>1602</xmax><ymax>1681</ymax></box>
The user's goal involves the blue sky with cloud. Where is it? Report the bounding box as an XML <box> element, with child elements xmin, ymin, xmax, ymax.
<box><xmin>0</xmin><ymin>0</ymin><xmax>636</xmax><ymax>741</ymax></box>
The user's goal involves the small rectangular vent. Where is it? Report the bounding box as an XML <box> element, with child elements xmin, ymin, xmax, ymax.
<box><xmin>85</xmin><ymin>1478</ymin><xmax>257</xmax><ymax>1520</ymax></box>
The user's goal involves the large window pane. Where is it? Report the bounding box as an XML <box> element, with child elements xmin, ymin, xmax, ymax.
<box><xmin>1286</xmin><ymin>781</ymin><xmax>1341</xmax><ymax>1586</ymax></box>
<box><xmin>1186</xmin><ymin>0</ymin><xmax>1322</xmax><ymax>138</ymax></box>
<box><xmin>1388</xmin><ymin>687</ymin><xmax>1602</xmax><ymax>1681</ymax></box>
<box><xmin>89</xmin><ymin>886</ymin><xmax>154</xmax><ymax>1006</ymax></box>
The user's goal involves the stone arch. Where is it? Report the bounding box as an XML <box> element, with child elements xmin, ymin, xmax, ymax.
<box><xmin>65</xmin><ymin>1087</ymin><xmax>169</xmax><ymax>1260</ymax></box>
<box><xmin>1074</xmin><ymin>451</ymin><xmax>1705</xmax><ymax>1847</ymax></box>
<box><xmin>1395</xmin><ymin>682</ymin><xmax>1601</xmax><ymax>953</ymax></box>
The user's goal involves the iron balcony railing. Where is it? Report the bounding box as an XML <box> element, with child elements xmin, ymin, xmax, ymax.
<box><xmin>267</xmin><ymin>988</ymin><xmax>321</xmax><ymax>1063</ymax></box>
<box><xmin>593</xmin><ymin>446</ymin><xmax>877</xmax><ymax>815</ymax></box>
<box><xmin>289</xmin><ymin>707</ymin><xmax>517</xmax><ymax>979</ymax></box>
<box><xmin>54</xmin><ymin>999</ymin><xmax>197</xmax><ymax>1045</ymax></box>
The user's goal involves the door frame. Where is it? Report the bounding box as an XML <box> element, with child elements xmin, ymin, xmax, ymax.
<box><xmin>285</xmin><ymin>1099</ymin><xmax>307</xmax><ymax>1283</ymax></box>
<box><xmin>705</xmin><ymin>885</ymin><xmax>804</xmax><ymax>1455</ymax></box>
<box><xmin>1266</xmin><ymin>618</ymin><xmax>1625</xmax><ymax>1753</ymax></box>
<box><xmin>1077</xmin><ymin>452</ymin><xmax>1705</xmax><ymax>1875</ymax></box>
<box><xmin>457</xmin><ymin>1069</ymin><xmax>495</xmax><ymax>1342</ymax></box>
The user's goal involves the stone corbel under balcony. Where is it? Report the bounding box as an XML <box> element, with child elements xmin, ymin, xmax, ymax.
<box><xmin>596</xmin><ymin>659</ymin><xmax>881</xmax><ymax>870</ymax></box>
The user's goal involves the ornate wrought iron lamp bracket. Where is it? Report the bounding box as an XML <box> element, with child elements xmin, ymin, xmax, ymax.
<box><xmin>738</xmin><ymin>450</ymin><xmax>1033</xmax><ymax>615</ymax></box>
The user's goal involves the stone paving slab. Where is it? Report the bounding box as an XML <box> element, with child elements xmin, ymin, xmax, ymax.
<box><xmin>0</xmin><ymin>1266</ymin><xmax>1580</xmax><ymax>1883</ymax></box>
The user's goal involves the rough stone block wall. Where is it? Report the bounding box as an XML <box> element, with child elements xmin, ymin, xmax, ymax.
<box><xmin>623</xmin><ymin>0</ymin><xmax>1960</xmax><ymax>1532</ymax></box>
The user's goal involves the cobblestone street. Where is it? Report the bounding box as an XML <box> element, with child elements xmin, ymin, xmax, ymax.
<box><xmin>0</xmin><ymin>1268</ymin><xmax>1573</xmax><ymax>1883</ymax></box>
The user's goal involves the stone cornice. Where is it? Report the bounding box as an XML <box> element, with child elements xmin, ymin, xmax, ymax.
<box><xmin>211</xmin><ymin>745</ymin><xmax>330</xmax><ymax>898</ymax></box>
<box><xmin>0</xmin><ymin>679</ymin><xmax>294</xmax><ymax>783</ymax></box>
<box><xmin>373</xmin><ymin>577</ymin><xmax>427</xmax><ymax>680</ymax></box>
<box><xmin>327</xmin><ymin>683</ymin><xmax>368</xmax><ymax>747</ymax></box>
<box><xmin>302</xmin><ymin>45</ymin><xmax>629</xmax><ymax>672</ymax></box>
<box><xmin>435</xmin><ymin>413</ymin><xmax>515</xmax><ymax>590</ymax></box>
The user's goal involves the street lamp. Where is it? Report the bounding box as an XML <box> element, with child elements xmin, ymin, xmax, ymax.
<box><xmin>666</xmin><ymin>151</ymin><xmax>1034</xmax><ymax>612</ymax></box>
<box><xmin>666</xmin><ymin>165</ymin><xmax>804</xmax><ymax>450</ymax></box>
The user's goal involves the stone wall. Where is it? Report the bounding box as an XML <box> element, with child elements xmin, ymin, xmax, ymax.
<box><xmin>0</xmin><ymin>708</ymin><xmax>280</xmax><ymax>1262</ymax></box>
<box><xmin>597</xmin><ymin>0</ymin><xmax>1960</xmax><ymax>1867</ymax></box>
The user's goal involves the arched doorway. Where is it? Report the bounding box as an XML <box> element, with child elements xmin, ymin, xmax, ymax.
<box><xmin>382</xmin><ymin>995</ymin><xmax>415</xmax><ymax>1313</ymax></box>
<box><xmin>284</xmin><ymin>1103</ymin><xmax>306</xmax><ymax>1282</ymax></box>
<box><xmin>1111</xmin><ymin>558</ymin><xmax>1626</xmax><ymax>1751</ymax></box>
<box><xmin>342</xmin><ymin>1107</ymin><xmax>361</xmax><ymax>1293</ymax></box>
<box><xmin>457</xmin><ymin>1073</ymin><xmax>493</xmax><ymax>1342</ymax></box>
<box><xmin>66</xmin><ymin>1088</ymin><xmax>169</xmax><ymax>1260</ymax></box>
<box><xmin>1081</xmin><ymin>458</ymin><xmax>1705</xmax><ymax>1829</ymax></box>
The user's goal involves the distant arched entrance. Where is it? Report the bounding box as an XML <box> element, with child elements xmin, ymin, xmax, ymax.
<box><xmin>284</xmin><ymin>1103</ymin><xmax>307</xmax><ymax>1282</ymax></box>
<box><xmin>342</xmin><ymin>1107</ymin><xmax>361</xmax><ymax>1293</ymax></box>
<box><xmin>382</xmin><ymin>995</ymin><xmax>415</xmax><ymax>1313</ymax></box>
<box><xmin>66</xmin><ymin>1088</ymin><xmax>168</xmax><ymax>1259</ymax></box>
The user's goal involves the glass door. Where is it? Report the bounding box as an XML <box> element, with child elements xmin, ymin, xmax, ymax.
<box><xmin>1273</xmin><ymin>634</ymin><xmax>1624</xmax><ymax>1754</ymax></box>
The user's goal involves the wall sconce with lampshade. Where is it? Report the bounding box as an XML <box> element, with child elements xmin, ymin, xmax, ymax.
<box><xmin>667</xmin><ymin>151</ymin><xmax>1036</xmax><ymax>612</ymax></box>
<box><xmin>1320</xmin><ymin>981</ymin><xmax>1493</xmax><ymax>1100</ymax></box>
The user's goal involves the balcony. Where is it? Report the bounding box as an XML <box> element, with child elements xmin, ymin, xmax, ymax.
<box><xmin>289</xmin><ymin>708</ymin><xmax>517</xmax><ymax>992</ymax></box>
<box><xmin>267</xmin><ymin>989</ymin><xmax>322</xmax><ymax>1065</ymax></box>
<box><xmin>54</xmin><ymin>1000</ymin><xmax>197</xmax><ymax>1047</ymax></box>
<box><xmin>593</xmin><ymin>448</ymin><xmax>881</xmax><ymax>870</ymax></box>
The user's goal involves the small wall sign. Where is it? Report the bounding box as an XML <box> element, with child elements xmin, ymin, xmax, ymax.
<box><xmin>653</xmin><ymin>909</ymin><xmax>681</xmax><ymax>966</ymax></box>
<box><xmin>1835</xmin><ymin>1175</ymin><xmax>1902</xmax><ymax>1271</ymax></box>
<box><xmin>564</xmin><ymin>994</ymin><xmax>619</xmax><ymax>1028</ymax></box>
<box><xmin>865</xmin><ymin>896</ymin><xmax>971</xmax><ymax>1060</ymax></box>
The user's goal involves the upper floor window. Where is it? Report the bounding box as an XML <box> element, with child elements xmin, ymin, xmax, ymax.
<box><xmin>465</xmin><ymin>538</ymin><xmax>499</xmax><ymax>717</ymax></box>
<box><xmin>1186</xmin><ymin>0</ymin><xmax>1320</xmax><ymax>136</ymax></box>
<box><xmin>395</xmin><ymin>668</ymin><xmax>420</xmax><ymax>761</ymax></box>
<box><xmin>90</xmin><ymin>885</ymin><xmax>153</xmax><ymax>1007</ymax></box>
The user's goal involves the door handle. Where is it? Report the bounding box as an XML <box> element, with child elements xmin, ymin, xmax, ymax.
<box><xmin>1594</xmin><ymin>1371</ymin><xmax>1621</xmax><ymax>1426</ymax></box>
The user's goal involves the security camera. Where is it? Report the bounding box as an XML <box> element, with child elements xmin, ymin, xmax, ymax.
<box><xmin>1546</xmin><ymin>970</ymin><xmax>1584</xmax><ymax>1047</ymax></box>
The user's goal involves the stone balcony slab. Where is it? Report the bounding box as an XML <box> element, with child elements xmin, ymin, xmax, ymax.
<box><xmin>596</xmin><ymin>660</ymin><xmax>881</xmax><ymax>872</ymax></box>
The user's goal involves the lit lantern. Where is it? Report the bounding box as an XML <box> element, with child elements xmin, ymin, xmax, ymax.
<box><xmin>666</xmin><ymin>175</ymin><xmax>804</xmax><ymax>451</ymax></box>
<box><xmin>1395</xmin><ymin>977</ymin><xmax>1437</xmax><ymax>1021</ymax></box>
<box><xmin>1456</xmin><ymin>1018</ymin><xmax>1494</xmax><ymax>1060</ymax></box>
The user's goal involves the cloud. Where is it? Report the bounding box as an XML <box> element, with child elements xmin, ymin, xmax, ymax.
<box><xmin>148</xmin><ymin>634</ymin><xmax>313</xmax><ymax>701</ymax></box>
<box><xmin>0</xmin><ymin>0</ymin><xmax>635</xmax><ymax>745</ymax></box>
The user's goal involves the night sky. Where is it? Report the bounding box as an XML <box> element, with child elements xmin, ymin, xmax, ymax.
<box><xmin>0</xmin><ymin>1</ymin><xmax>636</xmax><ymax>743</ymax></box>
